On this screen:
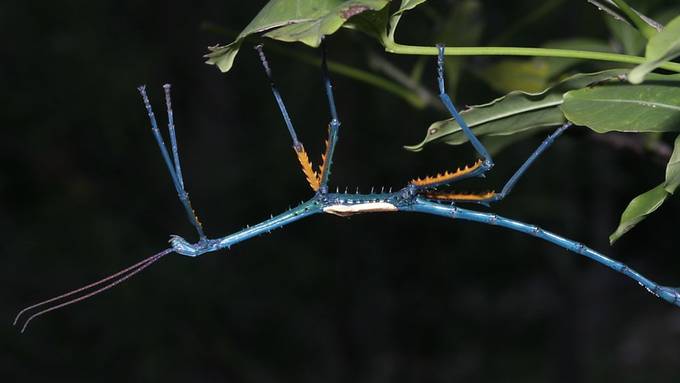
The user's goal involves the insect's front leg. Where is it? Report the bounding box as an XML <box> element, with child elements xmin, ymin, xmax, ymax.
<box><xmin>169</xmin><ymin>199</ymin><xmax>323</xmax><ymax>257</ymax></box>
<box><xmin>138</xmin><ymin>85</ymin><xmax>207</xmax><ymax>240</ymax></box>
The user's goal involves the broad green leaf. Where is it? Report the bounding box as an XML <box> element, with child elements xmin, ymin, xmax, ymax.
<box><xmin>205</xmin><ymin>0</ymin><xmax>391</xmax><ymax>72</ymax></box>
<box><xmin>478</xmin><ymin>39</ymin><xmax>612</xmax><ymax>94</ymax></box>
<box><xmin>561</xmin><ymin>73</ymin><xmax>680</xmax><ymax>133</ymax></box>
<box><xmin>405</xmin><ymin>70</ymin><xmax>626</xmax><ymax>151</ymax></box>
<box><xmin>610</xmin><ymin>134</ymin><xmax>680</xmax><ymax>243</ymax></box>
<box><xmin>609</xmin><ymin>184</ymin><xmax>668</xmax><ymax>243</ymax></box>
<box><xmin>629</xmin><ymin>14</ymin><xmax>680</xmax><ymax>84</ymax></box>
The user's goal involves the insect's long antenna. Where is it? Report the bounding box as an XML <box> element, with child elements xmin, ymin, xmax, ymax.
<box><xmin>14</xmin><ymin>248</ymin><xmax>173</xmax><ymax>333</ymax></box>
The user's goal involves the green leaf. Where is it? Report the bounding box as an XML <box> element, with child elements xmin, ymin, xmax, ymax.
<box><xmin>629</xmin><ymin>14</ymin><xmax>680</xmax><ymax>84</ymax></box>
<box><xmin>609</xmin><ymin>184</ymin><xmax>669</xmax><ymax>244</ymax></box>
<box><xmin>610</xmin><ymin>134</ymin><xmax>680</xmax><ymax>243</ymax></box>
<box><xmin>405</xmin><ymin>70</ymin><xmax>626</xmax><ymax>151</ymax></box>
<box><xmin>205</xmin><ymin>0</ymin><xmax>391</xmax><ymax>72</ymax></box>
<box><xmin>561</xmin><ymin>73</ymin><xmax>680</xmax><ymax>133</ymax></box>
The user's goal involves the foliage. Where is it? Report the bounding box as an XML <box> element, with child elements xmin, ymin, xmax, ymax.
<box><xmin>207</xmin><ymin>0</ymin><xmax>680</xmax><ymax>243</ymax></box>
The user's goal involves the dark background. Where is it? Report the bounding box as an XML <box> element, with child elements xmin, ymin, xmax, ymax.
<box><xmin>3</xmin><ymin>0</ymin><xmax>680</xmax><ymax>381</ymax></box>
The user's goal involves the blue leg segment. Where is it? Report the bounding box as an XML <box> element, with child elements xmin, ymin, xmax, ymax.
<box><xmin>406</xmin><ymin>197</ymin><xmax>680</xmax><ymax>307</ymax></box>
<box><xmin>254</xmin><ymin>44</ymin><xmax>301</xmax><ymax>149</ymax></box>
<box><xmin>436</xmin><ymin>44</ymin><xmax>493</xmax><ymax>168</ymax></box>
<box><xmin>488</xmin><ymin>122</ymin><xmax>571</xmax><ymax>203</ymax></box>
<box><xmin>319</xmin><ymin>38</ymin><xmax>341</xmax><ymax>193</ymax></box>
<box><xmin>169</xmin><ymin>199</ymin><xmax>322</xmax><ymax>257</ymax></box>
<box><xmin>138</xmin><ymin>85</ymin><xmax>206</xmax><ymax>239</ymax></box>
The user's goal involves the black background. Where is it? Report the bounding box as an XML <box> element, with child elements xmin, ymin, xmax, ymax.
<box><xmin>4</xmin><ymin>0</ymin><xmax>680</xmax><ymax>381</ymax></box>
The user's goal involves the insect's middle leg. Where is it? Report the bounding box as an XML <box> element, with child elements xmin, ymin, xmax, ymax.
<box><xmin>255</xmin><ymin>44</ymin><xmax>332</xmax><ymax>192</ymax></box>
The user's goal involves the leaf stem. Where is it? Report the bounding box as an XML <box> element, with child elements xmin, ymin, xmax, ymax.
<box><xmin>384</xmin><ymin>43</ymin><xmax>680</xmax><ymax>73</ymax></box>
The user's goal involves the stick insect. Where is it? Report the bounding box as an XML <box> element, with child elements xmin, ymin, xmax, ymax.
<box><xmin>14</xmin><ymin>41</ymin><xmax>680</xmax><ymax>333</ymax></box>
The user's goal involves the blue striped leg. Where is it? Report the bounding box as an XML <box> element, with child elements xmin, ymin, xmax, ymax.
<box><xmin>318</xmin><ymin>38</ymin><xmax>341</xmax><ymax>194</ymax></box>
<box><xmin>138</xmin><ymin>85</ymin><xmax>206</xmax><ymax>239</ymax></box>
<box><xmin>436</xmin><ymin>44</ymin><xmax>493</xmax><ymax>169</ymax></box>
<box><xmin>424</xmin><ymin>123</ymin><xmax>572</xmax><ymax>204</ymax></box>
<box><xmin>254</xmin><ymin>44</ymin><xmax>322</xmax><ymax>192</ymax></box>
<box><xmin>406</xmin><ymin>197</ymin><xmax>680</xmax><ymax>307</ymax></box>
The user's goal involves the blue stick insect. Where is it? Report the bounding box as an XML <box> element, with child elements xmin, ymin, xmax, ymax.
<box><xmin>14</xmin><ymin>41</ymin><xmax>680</xmax><ymax>333</ymax></box>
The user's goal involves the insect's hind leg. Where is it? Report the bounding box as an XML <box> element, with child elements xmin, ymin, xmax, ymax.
<box><xmin>137</xmin><ymin>85</ymin><xmax>206</xmax><ymax>239</ymax></box>
<box><xmin>410</xmin><ymin>198</ymin><xmax>680</xmax><ymax>308</ymax></box>
<box><xmin>425</xmin><ymin>123</ymin><xmax>572</xmax><ymax>204</ymax></box>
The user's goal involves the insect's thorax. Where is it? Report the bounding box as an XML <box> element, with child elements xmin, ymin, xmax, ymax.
<box><xmin>320</xmin><ymin>187</ymin><xmax>416</xmax><ymax>217</ymax></box>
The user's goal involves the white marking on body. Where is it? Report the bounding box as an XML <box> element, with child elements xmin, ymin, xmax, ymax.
<box><xmin>324</xmin><ymin>202</ymin><xmax>398</xmax><ymax>217</ymax></box>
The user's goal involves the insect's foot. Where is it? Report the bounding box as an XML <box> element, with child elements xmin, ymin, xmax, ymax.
<box><xmin>169</xmin><ymin>235</ymin><xmax>216</xmax><ymax>257</ymax></box>
<box><xmin>657</xmin><ymin>286</ymin><xmax>680</xmax><ymax>307</ymax></box>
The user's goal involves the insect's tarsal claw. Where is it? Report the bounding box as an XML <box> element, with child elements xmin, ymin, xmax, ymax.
<box><xmin>169</xmin><ymin>235</ymin><xmax>203</xmax><ymax>257</ymax></box>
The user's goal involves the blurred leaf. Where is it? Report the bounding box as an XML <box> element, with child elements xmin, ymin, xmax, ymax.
<box><xmin>438</xmin><ymin>0</ymin><xmax>484</xmax><ymax>97</ymax></box>
<box><xmin>406</xmin><ymin>70</ymin><xmax>626</xmax><ymax>151</ymax></box>
<box><xmin>561</xmin><ymin>73</ymin><xmax>680</xmax><ymax>133</ymax></box>
<box><xmin>479</xmin><ymin>60</ymin><xmax>552</xmax><ymax>93</ymax></box>
<box><xmin>605</xmin><ymin>15</ymin><xmax>646</xmax><ymax>55</ymax></box>
<box><xmin>541</xmin><ymin>39</ymin><xmax>614</xmax><ymax>77</ymax></box>
<box><xmin>629</xmin><ymin>14</ymin><xmax>680</xmax><ymax>84</ymax></box>
<box><xmin>610</xmin><ymin>134</ymin><xmax>680</xmax><ymax>243</ymax></box>
<box><xmin>205</xmin><ymin>0</ymin><xmax>391</xmax><ymax>72</ymax></box>
<box><xmin>478</xmin><ymin>39</ymin><xmax>612</xmax><ymax>94</ymax></box>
